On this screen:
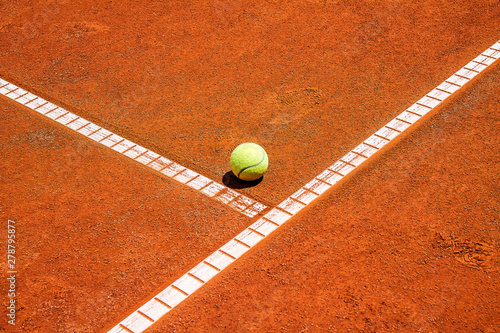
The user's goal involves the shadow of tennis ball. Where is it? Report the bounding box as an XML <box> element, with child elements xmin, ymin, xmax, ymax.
<box><xmin>222</xmin><ymin>171</ymin><xmax>263</xmax><ymax>189</ymax></box>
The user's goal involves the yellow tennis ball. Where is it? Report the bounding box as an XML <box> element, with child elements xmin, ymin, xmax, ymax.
<box><xmin>230</xmin><ymin>143</ymin><xmax>269</xmax><ymax>181</ymax></box>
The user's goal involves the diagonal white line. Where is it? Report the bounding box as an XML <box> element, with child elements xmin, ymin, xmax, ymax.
<box><xmin>106</xmin><ymin>39</ymin><xmax>499</xmax><ymax>333</ymax></box>
<box><xmin>0</xmin><ymin>80</ymin><xmax>268</xmax><ymax>219</ymax></box>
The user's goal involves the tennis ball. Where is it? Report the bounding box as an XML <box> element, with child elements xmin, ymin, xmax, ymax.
<box><xmin>230</xmin><ymin>143</ymin><xmax>268</xmax><ymax>181</ymax></box>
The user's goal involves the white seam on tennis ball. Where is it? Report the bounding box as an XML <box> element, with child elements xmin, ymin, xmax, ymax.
<box><xmin>237</xmin><ymin>146</ymin><xmax>267</xmax><ymax>178</ymax></box>
<box><xmin>0</xmin><ymin>81</ymin><xmax>268</xmax><ymax>219</ymax></box>
<box><xmin>106</xmin><ymin>40</ymin><xmax>499</xmax><ymax>333</ymax></box>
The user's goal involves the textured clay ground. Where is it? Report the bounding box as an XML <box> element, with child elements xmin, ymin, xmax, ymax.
<box><xmin>0</xmin><ymin>99</ymin><xmax>252</xmax><ymax>332</ymax></box>
<box><xmin>0</xmin><ymin>0</ymin><xmax>499</xmax><ymax>332</ymax></box>
<box><xmin>1</xmin><ymin>0</ymin><xmax>499</xmax><ymax>205</ymax></box>
<box><xmin>149</xmin><ymin>62</ymin><xmax>500</xmax><ymax>333</ymax></box>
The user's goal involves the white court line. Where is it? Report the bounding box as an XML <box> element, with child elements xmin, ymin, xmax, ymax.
<box><xmin>106</xmin><ymin>40</ymin><xmax>500</xmax><ymax>332</ymax></box>
<box><xmin>0</xmin><ymin>83</ymin><xmax>268</xmax><ymax>218</ymax></box>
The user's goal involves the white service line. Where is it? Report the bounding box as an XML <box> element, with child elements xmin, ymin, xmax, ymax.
<box><xmin>106</xmin><ymin>40</ymin><xmax>500</xmax><ymax>333</ymax></box>
<box><xmin>0</xmin><ymin>80</ymin><xmax>268</xmax><ymax>219</ymax></box>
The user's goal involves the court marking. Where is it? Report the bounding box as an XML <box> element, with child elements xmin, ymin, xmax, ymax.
<box><xmin>0</xmin><ymin>82</ymin><xmax>268</xmax><ymax>219</ymax></box>
<box><xmin>105</xmin><ymin>40</ymin><xmax>499</xmax><ymax>332</ymax></box>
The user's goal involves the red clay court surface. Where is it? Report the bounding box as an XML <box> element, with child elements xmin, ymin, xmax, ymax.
<box><xmin>0</xmin><ymin>1</ymin><xmax>499</xmax><ymax>332</ymax></box>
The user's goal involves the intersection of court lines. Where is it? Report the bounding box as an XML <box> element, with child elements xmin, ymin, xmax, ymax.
<box><xmin>0</xmin><ymin>99</ymin><xmax>254</xmax><ymax>332</ymax></box>
<box><xmin>144</xmin><ymin>59</ymin><xmax>500</xmax><ymax>333</ymax></box>
<box><xmin>1</xmin><ymin>1</ymin><xmax>500</xmax><ymax>332</ymax></box>
<box><xmin>106</xmin><ymin>42</ymin><xmax>500</xmax><ymax>332</ymax></box>
<box><xmin>2</xmin><ymin>43</ymin><xmax>499</xmax><ymax>332</ymax></box>
<box><xmin>1</xmin><ymin>1</ymin><xmax>500</xmax><ymax>207</ymax></box>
